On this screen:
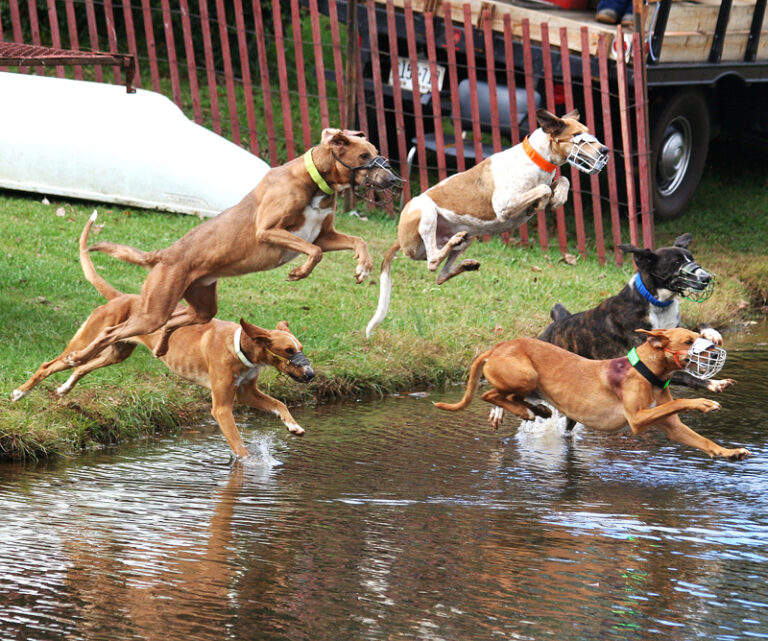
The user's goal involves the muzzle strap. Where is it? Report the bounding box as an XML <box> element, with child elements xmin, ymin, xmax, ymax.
<box><xmin>627</xmin><ymin>347</ymin><xmax>671</xmax><ymax>389</ymax></box>
<box><xmin>233</xmin><ymin>327</ymin><xmax>257</xmax><ymax>369</ymax></box>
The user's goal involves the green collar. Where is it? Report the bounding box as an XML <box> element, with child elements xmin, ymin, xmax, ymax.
<box><xmin>627</xmin><ymin>347</ymin><xmax>670</xmax><ymax>389</ymax></box>
<box><xmin>304</xmin><ymin>148</ymin><xmax>335</xmax><ymax>196</ymax></box>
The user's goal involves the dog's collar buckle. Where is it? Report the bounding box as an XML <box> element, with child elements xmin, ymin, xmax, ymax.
<box><xmin>522</xmin><ymin>136</ymin><xmax>557</xmax><ymax>173</ymax></box>
<box><xmin>627</xmin><ymin>347</ymin><xmax>670</xmax><ymax>389</ymax></box>
<box><xmin>233</xmin><ymin>327</ymin><xmax>258</xmax><ymax>369</ymax></box>
<box><xmin>304</xmin><ymin>148</ymin><xmax>335</xmax><ymax>196</ymax></box>
<box><xmin>634</xmin><ymin>273</ymin><xmax>673</xmax><ymax>308</ymax></box>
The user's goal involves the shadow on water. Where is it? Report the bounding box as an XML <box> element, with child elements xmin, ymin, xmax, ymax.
<box><xmin>1</xmin><ymin>325</ymin><xmax>767</xmax><ymax>641</ymax></box>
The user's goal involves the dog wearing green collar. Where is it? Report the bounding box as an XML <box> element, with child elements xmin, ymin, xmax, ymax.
<box><xmin>435</xmin><ymin>327</ymin><xmax>750</xmax><ymax>461</ymax></box>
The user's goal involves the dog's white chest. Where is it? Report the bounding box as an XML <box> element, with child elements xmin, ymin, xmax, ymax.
<box><xmin>235</xmin><ymin>364</ymin><xmax>263</xmax><ymax>387</ymax></box>
<box><xmin>649</xmin><ymin>299</ymin><xmax>680</xmax><ymax>329</ymax></box>
<box><xmin>294</xmin><ymin>196</ymin><xmax>334</xmax><ymax>243</ymax></box>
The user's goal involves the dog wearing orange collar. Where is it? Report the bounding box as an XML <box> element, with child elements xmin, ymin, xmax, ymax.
<box><xmin>434</xmin><ymin>327</ymin><xmax>750</xmax><ymax>461</ymax></box>
<box><xmin>365</xmin><ymin>109</ymin><xmax>608</xmax><ymax>337</ymax></box>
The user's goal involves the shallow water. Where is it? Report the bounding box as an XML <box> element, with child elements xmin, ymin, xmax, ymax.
<box><xmin>1</xmin><ymin>326</ymin><xmax>767</xmax><ymax>641</ymax></box>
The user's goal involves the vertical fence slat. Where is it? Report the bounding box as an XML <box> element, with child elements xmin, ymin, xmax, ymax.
<box><xmin>462</xmin><ymin>4</ymin><xmax>484</xmax><ymax>163</ymax></box>
<box><xmin>290</xmin><ymin>0</ymin><xmax>313</xmax><ymax>149</ymax></box>
<box><xmin>598</xmin><ymin>34</ymin><xmax>623</xmax><ymax>264</ymax></box>
<box><xmin>252</xmin><ymin>0</ymin><xmax>278</xmax><ymax>161</ymax></box>
<box><xmin>560</xmin><ymin>28</ymin><xmax>587</xmax><ymax>259</ymax></box>
<box><xmin>365</xmin><ymin>0</ymin><xmax>390</xmax><ymax>161</ymax></box>
<box><xmin>121</xmin><ymin>0</ymin><xmax>141</xmax><ymax>88</ymax></box>
<box><xmin>103</xmin><ymin>0</ymin><xmax>122</xmax><ymax>84</ymax></box>
<box><xmin>214</xmin><ymin>0</ymin><xmax>241</xmax><ymax>145</ymax></box>
<box><xmin>159</xmin><ymin>0</ymin><xmax>182</xmax><ymax>106</ymax></box>
<box><xmin>521</xmin><ymin>20</ymin><xmax>542</xmax><ymax>248</ymax></box>
<box><xmin>541</xmin><ymin>22</ymin><xmax>561</xmax><ymax>254</ymax></box>
<box><xmin>26</xmin><ymin>0</ymin><xmax>43</xmax><ymax>74</ymax></box>
<box><xmin>502</xmin><ymin>14</ymin><xmax>520</xmax><ymax>145</ymax></box>
<box><xmin>234</xmin><ymin>0</ymin><xmax>260</xmax><ymax>157</ymax></box>
<box><xmin>633</xmin><ymin>31</ymin><xmax>654</xmax><ymax>250</ymax></box>
<box><xmin>178</xmin><ymin>0</ymin><xmax>200</xmax><ymax>120</ymax></box>
<box><xmin>443</xmin><ymin>3</ymin><xmax>465</xmax><ymax>173</ymax></box>
<box><xmin>84</xmin><ymin>0</ymin><xmax>103</xmax><ymax>81</ymax></box>
<box><xmin>581</xmin><ymin>27</ymin><xmax>605</xmax><ymax>264</ymax></box>
<box><xmin>141</xmin><ymin>0</ymin><xmax>161</xmax><ymax>91</ymax></box>
<box><xmin>198</xmin><ymin>0</ymin><xmax>222</xmax><ymax>135</ymax></box>
<box><xmin>45</xmin><ymin>0</ymin><xmax>65</xmax><ymax>78</ymax></box>
<box><xmin>615</xmin><ymin>27</ymin><xmax>638</xmax><ymax>248</ymax></box>
<box><xmin>385</xmin><ymin>0</ymin><xmax>411</xmax><ymax>199</ymax></box>
<box><xmin>308</xmin><ymin>0</ymin><xmax>331</xmax><ymax>130</ymax></box>
<box><xmin>327</xmin><ymin>0</ymin><xmax>347</xmax><ymax>127</ymax></box>
<box><xmin>272</xmin><ymin>0</ymin><xmax>296</xmax><ymax>159</ymax></box>
<box><xmin>354</xmin><ymin>35</ymin><xmax>370</xmax><ymax>141</ymax></box>
<box><xmin>482</xmin><ymin>10</ymin><xmax>502</xmax><ymax>154</ymax></box>
<box><xmin>63</xmin><ymin>0</ymin><xmax>83</xmax><ymax>79</ymax></box>
<box><xmin>425</xmin><ymin>11</ymin><xmax>447</xmax><ymax>181</ymax></box>
<box><xmin>404</xmin><ymin>0</ymin><xmax>428</xmax><ymax>193</ymax></box>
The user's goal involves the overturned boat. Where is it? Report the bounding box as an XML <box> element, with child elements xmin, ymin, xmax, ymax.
<box><xmin>0</xmin><ymin>71</ymin><xmax>270</xmax><ymax>217</ymax></box>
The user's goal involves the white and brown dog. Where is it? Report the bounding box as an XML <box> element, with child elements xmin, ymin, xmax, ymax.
<box><xmin>65</xmin><ymin>128</ymin><xmax>400</xmax><ymax>365</ymax></box>
<box><xmin>365</xmin><ymin>109</ymin><xmax>608</xmax><ymax>337</ymax></box>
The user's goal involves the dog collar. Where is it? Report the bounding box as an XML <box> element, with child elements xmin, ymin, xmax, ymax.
<box><xmin>634</xmin><ymin>273</ymin><xmax>673</xmax><ymax>308</ymax></box>
<box><xmin>233</xmin><ymin>327</ymin><xmax>257</xmax><ymax>369</ymax></box>
<box><xmin>627</xmin><ymin>347</ymin><xmax>670</xmax><ymax>389</ymax></box>
<box><xmin>522</xmin><ymin>136</ymin><xmax>557</xmax><ymax>173</ymax></box>
<box><xmin>304</xmin><ymin>148</ymin><xmax>335</xmax><ymax>196</ymax></box>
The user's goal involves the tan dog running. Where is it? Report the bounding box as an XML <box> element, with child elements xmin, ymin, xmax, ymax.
<box><xmin>67</xmin><ymin>129</ymin><xmax>399</xmax><ymax>365</ymax></box>
<box><xmin>366</xmin><ymin>108</ymin><xmax>608</xmax><ymax>337</ymax></box>
<box><xmin>434</xmin><ymin>328</ymin><xmax>750</xmax><ymax>460</ymax></box>
<box><xmin>11</xmin><ymin>213</ymin><xmax>315</xmax><ymax>458</ymax></box>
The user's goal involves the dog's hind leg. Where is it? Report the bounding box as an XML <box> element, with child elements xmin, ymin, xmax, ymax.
<box><xmin>56</xmin><ymin>343</ymin><xmax>137</xmax><ymax>396</ymax></box>
<box><xmin>481</xmin><ymin>389</ymin><xmax>541</xmax><ymax>426</ymax></box>
<box><xmin>416</xmin><ymin>203</ymin><xmax>468</xmax><ymax>272</ymax></box>
<box><xmin>151</xmin><ymin>282</ymin><xmax>218</xmax><ymax>358</ymax></box>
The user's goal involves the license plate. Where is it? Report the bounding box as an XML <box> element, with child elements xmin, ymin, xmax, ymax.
<box><xmin>389</xmin><ymin>57</ymin><xmax>445</xmax><ymax>94</ymax></box>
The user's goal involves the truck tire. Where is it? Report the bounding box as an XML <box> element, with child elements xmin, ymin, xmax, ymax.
<box><xmin>650</xmin><ymin>89</ymin><xmax>710</xmax><ymax>221</ymax></box>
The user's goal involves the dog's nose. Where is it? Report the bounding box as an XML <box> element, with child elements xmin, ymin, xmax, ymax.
<box><xmin>700</xmin><ymin>272</ymin><xmax>712</xmax><ymax>284</ymax></box>
<box><xmin>600</xmin><ymin>145</ymin><xmax>609</xmax><ymax>155</ymax></box>
<box><xmin>302</xmin><ymin>367</ymin><xmax>316</xmax><ymax>382</ymax></box>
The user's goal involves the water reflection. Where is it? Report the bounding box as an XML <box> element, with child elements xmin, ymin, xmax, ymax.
<box><xmin>1</xmin><ymin>327</ymin><xmax>766</xmax><ymax>641</ymax></box>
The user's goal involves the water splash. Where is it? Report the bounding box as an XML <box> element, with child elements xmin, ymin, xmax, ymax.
<box><xmin>244</xmin><ymin>432</ymin><xmax>283</xmax><ymax>468</ymax></box>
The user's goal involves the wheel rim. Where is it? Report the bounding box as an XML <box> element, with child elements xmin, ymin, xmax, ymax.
<box><xmin>656</xmin><ymin>116</ymin><xmax>692</xmax><ymax>197</ymax></box>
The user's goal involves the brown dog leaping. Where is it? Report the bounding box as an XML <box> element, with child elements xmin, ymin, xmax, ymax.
<box><xmin>11</xmin><ymin>213</ymin><xmax>316</xmax><ymax>458</ymax></box>
<box><xmin>434</xmin><ymin>328</ymin><xmax>750</xmax><ymax>460</ymax></box>
<box><xmin>67</xmin><ymin>128</ymin><xmax>399</xmax><ymax>364</ymax></box>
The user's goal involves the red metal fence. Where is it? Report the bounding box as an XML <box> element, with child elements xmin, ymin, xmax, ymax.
<box><xmin>0</xmin><ymin>0</ymin><xmax>653</xmax><ymax>264</ymax></box>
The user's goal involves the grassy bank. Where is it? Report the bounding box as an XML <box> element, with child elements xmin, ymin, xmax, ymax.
<box><xmin>1</xmin><ymin>139</ymin><xmax>766</xmax><ymax>460</ymax></box>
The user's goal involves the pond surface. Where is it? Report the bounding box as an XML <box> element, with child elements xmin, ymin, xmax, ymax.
<box><xmin>2</xmin><ymin>326</ymin><xmax>767</xmax><ymax>641</ymax></box>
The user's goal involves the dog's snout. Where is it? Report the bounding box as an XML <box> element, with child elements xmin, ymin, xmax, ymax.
<box><xmin>600</xmin><ymin>145</ymin><xmax>609</xmax><ymax>155</ymax></box>
<box><xmin>700</xmin><ymin>272</ymin><xmax>712</xmax><ymax>284</ymax></box>
<box><xmin>302</xmin><ymin>366</ymin><xmax>316</xmax><ymax>382</ymax></box>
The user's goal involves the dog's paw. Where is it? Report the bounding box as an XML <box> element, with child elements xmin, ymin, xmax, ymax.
<box><xmin>695</xmin><ymin>398</ymin><xmax>721</xmax><ymax>413</ymax></box>
<box><xmin>448</xmin><ymin>231</ymin><xmax>469</xmax><ymax>248</ymax></box>
<box><xmin>355</xmin><ymin>263</ymin><xmax>371</xmax><ymax>283</ymax></box>
<box><xmin>531</xmin><ymin>403</ymin><xmax>552</xmax><ymax>419</ymax></box>
<box><xmin>459</xmin><ymin>259</ymin><xmax>480</xmax><ymax>272</ymax></box>
<box><xmin>488</xmin><ymin>406</ymin><xmax>505</xmax><ymax>429</ymax></box>
<box><xmin>722</xmin><ymin>447</ymin><xmax>751</xmax><ymax>461</ymax></box>
<box><xmin>707</xmin><ymin>378</ymin><xmax>735</xmax><ymax>393</ymax></box>
<box><xmin>700</xmin><ymin>327</ymin><xmax>723</xmax><ymax>345</ymax></box>
<box><xmin>10</xmin><ymin>388</ymin><xmax>26</xmax><ymax>402</ymax></box>
<box><xmin>286</xmin><ymin>422</ymin><xmax>305</xmax><ymax>436</ymax></box>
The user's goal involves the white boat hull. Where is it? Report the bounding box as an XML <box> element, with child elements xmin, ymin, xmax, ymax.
<box><xmin>0</xmin><ymin>71</ymin><xmax>270</xmax><ymax>217</ymax></box>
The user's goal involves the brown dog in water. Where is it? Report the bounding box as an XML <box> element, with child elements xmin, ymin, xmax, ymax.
<box><xmin>435</xmin><ymin>328</ymin><xmax>750</xmax><ymax>460</ymax></box>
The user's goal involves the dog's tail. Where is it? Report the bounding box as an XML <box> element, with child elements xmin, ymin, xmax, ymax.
<box><xmin>433</xmin><ymin>348</ymin><xmax>494</xmax><ymax>412</ymax></box>
<box><xmin>88</xmin><ymin>237</ymin><xmax>161</xmax><ymax>268</ymax></box>
<box><xmin>80</xmin><ymin>211</ymin><xmax>122</xmax><ymax>301</ymax></box>
<box><xmin>365</xmin><ymin>240</ymin><xmax>401</xmax><ymax>338</ymax></box>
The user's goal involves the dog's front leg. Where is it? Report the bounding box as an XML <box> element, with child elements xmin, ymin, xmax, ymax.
<box><xmin>255</xmin><ymin>228</ymin><xmax>324</xmax><ymax>281</ymax></box>
<box><xmin>625</xmin><ymin>391</ymin><xmax>722</xmax><ymax>434</ymax></box>
<box><xmin>494</xmin><ymin>184</ymin><xmax>552</xmax><ymax>224</ymax></box>
<box><xmin>314</xmin><ymin>224</ymin><xmax>373</xmax><ymax>283</ymax></box>
<box><xmin>210</xmin><ymin>380</ymin><xmax>251</xmax><ymax>458</ymax></box>
<box><xmin>237</xmin><ymin>385</ymin><xmax>305</xmax><ymax>436</ymax></box>
<box><xmin>654</xmin><ymin>415</ymin><xmax>750</xmax><ymax>460</ymax></box>
<box><xmin>549</xmin><ymin>175</ymin><xmax>570</xmax><ymax>211</ymax></box>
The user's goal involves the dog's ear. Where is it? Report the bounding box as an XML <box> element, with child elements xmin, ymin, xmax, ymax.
<box><xmin>321</xmin><ymin>127</ymin><xmax>351</xmax><ymax>148</ymax></box>
<box><xmin>342</xmin><ymin>129</ymin><xmax>367</xmax><ymax>139</ymax></box>
<box><xmin>619</xmin><ymin>243</ymin><xmax>656</xmax><ymax>270</ymax></box>
<box><xmin>673</xmin><ymin>233</ymin><xmax>692</xmax><ymax>249</ymax></box>
<box><xmin>240</xmin><ymin>319</ymin><xmax>270</xmax><ymax>344</ymax></box>
<box><xmin>636</xmin><ymin>328</ymin><xmax>670</xmax><ymax>349</ymax></box>
<box><xmin>561</xmin><ymin>109</ymin><xmax>580</xmax><ymax>122</ymax></box>
<box><xmin>536</xmin><ymin>108</ymin><xmax>566</xmax><ymax>135</ymax></box>
<box><xmin>275</xmin><ymin>320</ymin><xmax>291</xmax><ymax>332</ymax></box>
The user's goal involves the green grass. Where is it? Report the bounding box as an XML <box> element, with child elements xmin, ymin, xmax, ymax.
<box><xmin>0</xmin><ymin>137</ymin><xmax>766</xmax><ymax>460</ymax></box>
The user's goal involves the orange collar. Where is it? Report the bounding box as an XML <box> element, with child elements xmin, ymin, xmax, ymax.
<box><xmin>522</xmin><ymin>136</ymin><xmax>557</xmax><ymax>173</ymax></box>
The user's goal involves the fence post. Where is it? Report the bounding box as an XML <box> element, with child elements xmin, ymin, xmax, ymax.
<box><xmin>344</xmin><ymin>0</ymin><xmax>359</xmax><ymax>211</ymax></box>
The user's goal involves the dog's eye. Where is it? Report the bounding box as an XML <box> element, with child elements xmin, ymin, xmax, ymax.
<box><xmin>360</xmin><ymin>152</ymin><xmax>371</xmax><ymax>162</ymax></box>
<box><xmin>286</xmin><ymin>347</ymin><xmax>295</xmax><ymax>356</ymax></box>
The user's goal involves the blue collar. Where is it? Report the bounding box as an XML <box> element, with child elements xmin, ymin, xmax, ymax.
<box><xmin>634</xmin><ymin>273</ymin><xmax>673</xmax><ymax>308</ymax></box>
